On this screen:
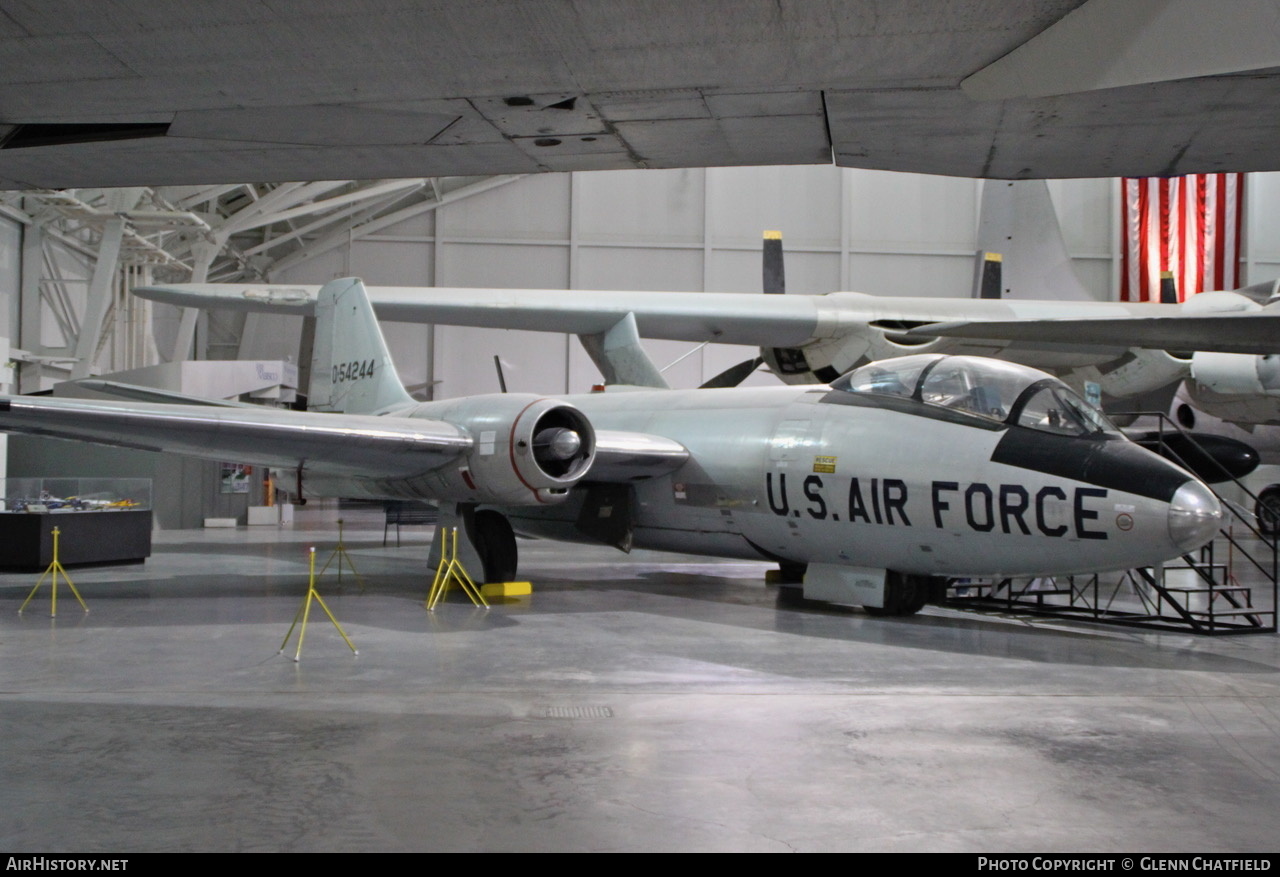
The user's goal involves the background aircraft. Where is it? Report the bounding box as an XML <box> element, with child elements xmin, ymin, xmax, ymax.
<box><xmin>0</xmin><ymin>278</ymin><xmax>1223</xmax><ymax>615</ymax></box>
<box><xmin>136</xmin><ymin>257</ymin><xmax>1280</xmax><ymax>422</ymax></box>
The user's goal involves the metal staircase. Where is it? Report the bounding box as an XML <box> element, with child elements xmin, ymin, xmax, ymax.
<box><xmin>941</xmin><ymin>416</ymin><xmax>1278</xmax><ymax>635</ymax></box>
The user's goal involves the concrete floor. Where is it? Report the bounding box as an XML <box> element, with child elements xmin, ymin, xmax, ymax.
<box><xmin>1</xmin><ymin>508</ymin><xmax>1277</xmax><ymax>853</ymax></box>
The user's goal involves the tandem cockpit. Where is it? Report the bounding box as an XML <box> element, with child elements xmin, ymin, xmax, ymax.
<box><xmin>828</xmin><ymin>353</ymin><xmax>1122</xmax><ymax>438</ymax></box>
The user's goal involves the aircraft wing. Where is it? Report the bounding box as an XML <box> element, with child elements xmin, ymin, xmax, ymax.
<box><xmin>0</xmin><ymin>396</ymin><xmax>471</xmax><ymax>478</ymax></box>
<box><xmin>136</xmin><ymin>283</ymin><xmax>1280</xmax><ymax>356</ymax></box>
<box><xmin>913</xmin><ymin>314</ymin><xmax>1280</xmax><ymax>355</ymax></box>
<box><xmin>136</xmin><ymin>283</ymin><xmax>824</xmax><ymax>347</ymax></box>
<box><xmin>0</xmin><ymin>395</ymin><xmax>688</xmax><ymax>486</ymax></box>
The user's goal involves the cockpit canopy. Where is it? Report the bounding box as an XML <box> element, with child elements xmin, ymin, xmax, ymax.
<box><xmin>830</xmin><ymin>354</ymin><xmax>1122</xmax><ymax>438</ymax></box>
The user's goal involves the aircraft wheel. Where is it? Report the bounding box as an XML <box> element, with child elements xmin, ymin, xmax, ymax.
<box><xmin>777</xmin><ymin>561</ymin><xmax>807</xmax><ymax>584</ymax></box>
<box><xmin>1256</xmin><ymin>486</ymin><xmax>1280</xmax><ymax>537</ymax></box>
<box><xmin>472</xmin><ymin>510</ymin><xmax>518</xmax><ymax>583</ymax></box>
<box><xmin>864</xmin><ymin>571</ymin><xmax>930</xmax><ymax>617</ymax></box>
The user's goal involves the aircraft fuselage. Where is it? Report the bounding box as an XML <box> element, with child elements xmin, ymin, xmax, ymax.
<box><xmin>499</xmin><ymin>378</ymin><xmax>1217</xmax><ymax>579</ymax></box>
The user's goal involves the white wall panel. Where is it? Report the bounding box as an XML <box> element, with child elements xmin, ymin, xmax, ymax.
<box><xmin>845</xmin><ymin>170</ymin><xmax>977</xmax><ymax>250</ymax></box>
<box><xmin>576</xmin><ymin>246</ymin><xmax>701</xmax><ymax>291</ymax></box>
<box><xmin>442</xmin><ymin>173</ymin><xmax>569</xmax><ymax>241</ymax></box>
<box><xmin>707</xmin><ymin>165</ymin><xmax>842</xmax><ymax>248</ymax></box>
<box><xmin>438</xmin><ymin>242</ymin><xmax>568</xmax><ymax>288</ymax></box>
<box><xmin>575</xmin><ymin>169</ymin><xmax>704</xmax><ymax>244</ymax></box>
<box><xmin>847</xmin><ymin>253</ymin><xmax>976</xmax><ymax>300</ymax></box>
<box><xmin>1248</xmin><ymin>173</ymin><xmax>1280</xmax><ymax>276</ymax></box>
<box><xmin>375</xmin><ymin>207</ymin><xmax>435</xmax><ymax>239</ymax></box>
<box><xmin>349</xmin><ymin>239</ymin><xmax>432</xmax><ymax>286</ymax></box>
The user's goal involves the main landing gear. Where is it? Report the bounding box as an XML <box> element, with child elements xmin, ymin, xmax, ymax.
<box><xmin>470</xmin><ymin>509</ymin><xmax>518</xmax><ymax>584</ymax></box>
<box><xmin>862</xmin><ymin>571</ymin><xmax>933</xmax><ymax>617</ymax></box>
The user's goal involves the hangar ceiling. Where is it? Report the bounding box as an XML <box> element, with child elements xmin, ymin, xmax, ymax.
<box><xmin>0</xmin><ymin>0</ymin><xmax>1277</xmax><ymax>187</ymax></box>
<box><xmin>0</xmin><ymin>175</ymin><xmax>522</xmax><ymax>385</ymax></box>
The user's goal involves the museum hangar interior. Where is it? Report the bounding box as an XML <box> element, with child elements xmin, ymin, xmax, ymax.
<box><xmin>0</xmin><ymin>1</ymin><xmax>1278</xmax><ymax>854</ymax></box>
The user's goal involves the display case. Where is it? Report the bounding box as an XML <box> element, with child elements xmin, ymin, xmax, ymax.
<box><xmin>2</xmin><ymin>478</ymin><xmax>152</xmax><ymax>513</ymax></box>
<box><xmin>0</xmin><ymin>478</ymin><xmax>152</xmax><ymax>568</ymax></box>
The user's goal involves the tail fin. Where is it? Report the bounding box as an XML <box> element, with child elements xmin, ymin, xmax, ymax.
<box><xmin>308</xmin><ymin>277</ymin><xmax>415</xmax><ymax>414</ymax></box>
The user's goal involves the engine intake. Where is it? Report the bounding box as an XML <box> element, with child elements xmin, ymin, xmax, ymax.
<box><xmin>411</xmin><ymin>394</ymin><xmax>596</xmax><ymax>505</ymax></box>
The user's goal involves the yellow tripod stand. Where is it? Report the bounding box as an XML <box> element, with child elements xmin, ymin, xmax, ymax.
<box><xmin>317</xmin><ymin>517</ymin><xmax>364</xmax><ymax>589</ymax></box>
<box><xmin>279</xmin><ymin>547</ymin><xmax>358</xmax><ymax>662</ymax></box>
<box><xmin>19</xmin><ymin>526</ymin><xmax>88</xmax><ymax>618</ymax></box>
<box><xmin>425</xmin><ymin>527</ymin><xmax>489</xmax><ymax>610</ymax></box>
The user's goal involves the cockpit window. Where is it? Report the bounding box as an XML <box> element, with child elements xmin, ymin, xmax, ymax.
<box><xmin>831</xmin><ymin>353</ymin><xmax>1122</xmax><ymax>437</ymax></box>
<box><xmin>835</xmin><ymin>356</ymin><xmax>934</xmax><ymax>399</ymax></box>
<box><xmin>917</xmin><ymin>358</ymin><xmax>1030</xmax><ymax>423</ymax></box>
<box><xmin>1016</xmin><ymin>384</ymin><xmax>1122</xmax><ymax>437</ymax></box>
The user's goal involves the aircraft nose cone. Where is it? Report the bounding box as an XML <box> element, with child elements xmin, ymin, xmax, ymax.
<box><xmin>1168</xmin><ymin>480</ymin><xmax>1222</xmax><ymax>553</ymax></box>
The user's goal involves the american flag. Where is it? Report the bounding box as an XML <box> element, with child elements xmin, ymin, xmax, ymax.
<box><xmin>1120</xmin><ymin>174</ymin><xmax>1245</xmax><ymax>303</ymax></box>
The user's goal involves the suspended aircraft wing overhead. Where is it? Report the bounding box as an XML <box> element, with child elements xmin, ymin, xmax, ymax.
<box><xmin>135</xmin><ymin>283</ymin><xmax>824</xmax><ymax>347</ymax></box>
<box><xmin>136</xmin><ymin>283</ymin><xmax>1280</xmax><ymax>356</ymax></box>
<box><xmin>912</xmin><ymin>313</ymin><xmax>1280</xmax><ymax>355</ymax></box>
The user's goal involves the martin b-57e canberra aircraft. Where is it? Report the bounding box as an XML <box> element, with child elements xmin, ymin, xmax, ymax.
<box><xmin>0</xmin><ymin>279</ymin><xmax>1223</xmax><ymax>615</ymax></box>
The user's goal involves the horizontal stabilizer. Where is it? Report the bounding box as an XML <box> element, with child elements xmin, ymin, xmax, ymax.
<box><xmin>70</xmin><ymin>379</ymin><xmax>257</xmax><ymax>408</ymax></box>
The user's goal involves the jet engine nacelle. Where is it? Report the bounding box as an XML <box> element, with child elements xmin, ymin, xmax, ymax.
<box><xmin>417</xmin><ymin>394</ymin><xmax>596</xmax><ymax>505</ymax></box>
<box><xmin>1191</xmin><ymin>351</ymin><xmax>1280</xmax><ymax>397</ymax></box>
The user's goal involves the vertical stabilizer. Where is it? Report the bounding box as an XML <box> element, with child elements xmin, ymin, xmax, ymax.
<box><xmin>977</xmin><ymin>180</ymin><xmax>1094</xmax><ymax>301</ymax></box>
<box><xmin>308</xmin><ymin>277</ymin><xmax>415</xmax><ymax>414</ymax></box>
